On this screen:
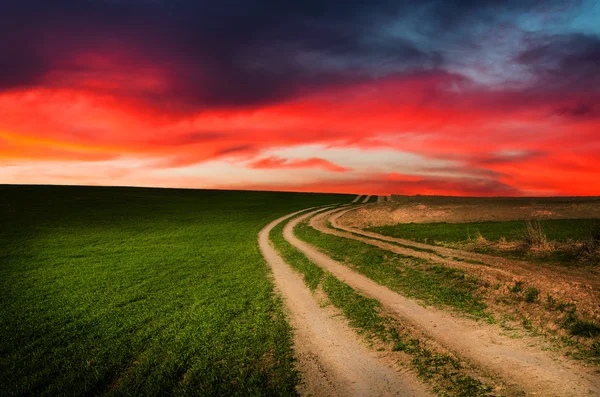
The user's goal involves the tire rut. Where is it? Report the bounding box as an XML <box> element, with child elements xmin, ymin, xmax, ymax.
<box><xmin>259</xmin><ymin>208</ymin><xmax>434</xmax><ymax>397</ymax></box>
<box><xmin>331</xmin><ymin>207</ymin><xmax>600</xmax><ymax>290</ymax></box>
<box><xmin>324</xmin><ymin>207</ymin><xmax>600</xmax><ymax>328</ymax></box>
<box><xmin>285</xmin><ymin>208</ymin><xmax>600</xmax><ymax>397</ymax></box>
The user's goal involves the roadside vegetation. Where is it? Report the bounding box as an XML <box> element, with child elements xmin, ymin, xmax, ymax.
<box><xmin>294</xmin><ymin>221</ymin><xmax>490</xmax><ymax>319</ymax></box>
<box><xmin>0</xmin><ymin>185</ymin><xmax>347</xmax><ymax>396</ymax></box>
<box><xmin>491</xmin><ymin>278</ymin><xmax>600</xmax><ymax>365</ymax></box>
<box><xmin>321</xmin><ymin>209</ymin><xmax>600</xmax><ymax>366</ymax></box>
<box><xmin>368</xmin><ymin>219</ymin><xmax>600</xmax><ymax>265</ymax></box>
<box><xmin>270</xmin><ymin>216</ymin><xmax>496</xmax><ymax>397</ymax></box>
<box><xmin>345</xmin><ymin>216</ymin><xmax>600</xmax><ymax>365</ymax></box>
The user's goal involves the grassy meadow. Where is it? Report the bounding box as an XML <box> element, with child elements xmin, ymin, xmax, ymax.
<box><xmin>0</xmin><ymin>185</ymin><xmax>348</xmax><ymax>396</ymax></box>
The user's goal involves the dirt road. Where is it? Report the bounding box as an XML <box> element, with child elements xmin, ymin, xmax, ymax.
<box><xmin>325</xmin><ymin>206</ymin><xmax>600</xmax><ymax>310</ymax></box>
<box><xmin>258</xmin><ymin>208</ymin><xmax>433</xmax><ymax>397</ymax></box>
<box><xmin>285</xmin><ymin>208</ymin><xmax>600</xmax><ymax>397</ymax></box>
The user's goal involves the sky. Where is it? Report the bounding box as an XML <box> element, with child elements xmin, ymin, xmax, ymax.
<box><xmin>1</xmin><ymin>0</ymin><xmax>599</xmax><ymax>196</ymax></box>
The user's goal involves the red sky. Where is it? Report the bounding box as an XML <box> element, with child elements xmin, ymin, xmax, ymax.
<box><xmin>1</xmin><ymin>1</ymin><xmax>599</xmax><ymax>196</ymax></box>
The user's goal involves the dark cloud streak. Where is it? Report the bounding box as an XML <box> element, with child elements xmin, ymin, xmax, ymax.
<box><xmin>0</xmin><ymin>0</ymin><xmax>594</xmax><ymax>112</ymax></box>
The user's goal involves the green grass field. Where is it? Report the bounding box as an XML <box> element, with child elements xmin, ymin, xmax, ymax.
<box><xmin>0</xmin><ymin>185</ymin><xmax>348</xmax><ymax>396</ymax></box>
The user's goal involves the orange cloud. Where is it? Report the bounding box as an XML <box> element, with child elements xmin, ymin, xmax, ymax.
<box><xmin>249</xmin><ymin>156</ymin><xmax>350</xmax><ymax>172</ymax></box>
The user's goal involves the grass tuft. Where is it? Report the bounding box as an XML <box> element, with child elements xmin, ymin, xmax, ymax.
<box><xmin>569</xmin><ymin>319</ymin><xmax>600</xmax><ymax>338</ymax></box>
<box><xmin>520</xmin><ymin>220</ymin><xmax>553</xmax><ymax>253</ymax></box>
<box><xmin>578</xmin><ymin>223</ymin><xmax>600</xmax><ymax>264</ymax></box>
<box><xmin>509</xmin><ymin>281</ymin><xmax>524</xmax><ymax>294</ymax></box>
<box><xmin>592</xmin><ymin>340</ymin><xmax>600</xmax><ymax>357</ymax></box>
<box><xmin>524</xmin><ymin>287</ymin><xmax>539</xmax><ymax>303</ymax></box>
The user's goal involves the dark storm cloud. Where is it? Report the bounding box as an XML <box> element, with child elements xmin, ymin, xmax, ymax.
<box><xmin>216</xmin><ymin>144</ymin><xmax>257</xmax><ymax>156</ymax></box>
<box><xmin>398</xmin><ymin>177</ymin><xmax>521</xmax><ymax>196</ymax></box>
<box><xmin>0</xmin><ymin>0</ymin><xmax>590</xmax><ymax>109</ymax></box>
<box><xmin>0</xmin><ymin>46</ymin><xmax>47</xmax><ymax>90</ymax></box>
<box><xmin>518</xmin><ymin>32</ymin><xmax>600</xmax><ymax>94</ymax></box>
<box><xmin>554</xmin><ymin>103</ymin><xmax>600</xmax><ymax>119</ymax></box>
<box><xmin>478</xmin><ymin>150</ymin><xmax>545</xmax><ymax>165</ymax></box>
<box><xmin>148</xmin><ymin>132</ymin><xmax>227</xmax><ymax>146</ymax></box>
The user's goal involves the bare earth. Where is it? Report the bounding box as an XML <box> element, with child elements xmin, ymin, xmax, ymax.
<box><xmin>258</xmin><ymin>208</ymin><xmax>434</xmax><ymax>397</ymax></box>
<box><xmin>291</xmin><ymin>208</ymin><xmax>600</xmax><ymax>396</ymax></box>
<box><xmin>342</xmin><ymin>196</ymin><xmax>600</xmax><ymax>227</ymax></box>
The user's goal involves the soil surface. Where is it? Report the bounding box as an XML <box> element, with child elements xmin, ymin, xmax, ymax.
<box><xmin>341</xmin><ymin>196</ymin><xmax>600</xmax><ymax>227</ymax></box>
<box><xmin>258</xmin><ymin>208</ymin><xmax>433</xmax><ymax>397</ymax></box>
<box><xmin>285</xmin><ymin>208</ymin><xmax>600</xmax><ymax>397</ymax></box>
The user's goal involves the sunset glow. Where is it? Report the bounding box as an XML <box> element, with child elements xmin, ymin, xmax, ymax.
<box><xmin>2</xmin><ymin>1</ymin><xmax>599</xmax><ymax>195</ymax></box>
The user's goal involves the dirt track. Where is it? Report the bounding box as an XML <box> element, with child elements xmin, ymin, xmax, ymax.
<box><xmin>284</xmin><ymin>208</ymin><xmax>600</xmax><ymax>397</ymax></box>
<box><xmin>258</xmin><ymin>208</ymin><xmax>433</xmax><ymax>397</ymax></box>
<box><xmin>326</xmin><ymin>207</ymin><xmax>600</xmax><ymax>318</ymax></box>
<box><xmin>331</xmin><ymin>207</ymin><xmax>599</xmax><ymax>285</ymax></box>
